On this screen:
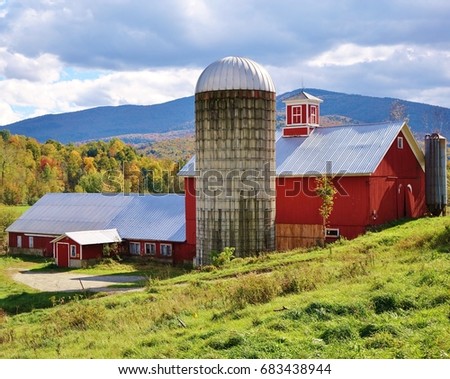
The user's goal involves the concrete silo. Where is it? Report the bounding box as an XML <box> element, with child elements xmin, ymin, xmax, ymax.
<box><xmin>195</xmin><ymin>56</ymin><xmax>276</xmax><ymax>265</ymax></box>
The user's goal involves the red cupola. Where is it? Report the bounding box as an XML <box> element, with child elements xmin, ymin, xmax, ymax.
<box><xmin>282</xmin><ymin>91</ymin><xmax>323</xmax><ymax>137</ymax></box>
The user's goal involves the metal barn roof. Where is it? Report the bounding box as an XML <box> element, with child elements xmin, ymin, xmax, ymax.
<box><xmin>7</xmin><ymin>193</ymin><xmax>186</xmax><ymax>242</ymax></box>
<box><xmin>283</xmin><ymin>91</ymin><xmax>323</xmax><ymax>103</ymax></box>
<box><xmin>178</xmin><ymin>122</ymin><xmax>424</xmax><ymax>177</ymax></box>
<box><xmin>52</xmin><ymin>229</ymin><xmax>122</xmax><ymax>245</ymax></box>
<box><xmin>277</xmin><ymin>122</ymin><xmax>406</xmax><ymax>176</ymax></box>
<box><xmin>108</xmin><ymin>195</ymin><xmax>186</xmax><ymax>242</ymax></box>
<box><xmin>195</xmin><ymin>56</ymin><xmax>275</xmax><ymax>94</ymax></box>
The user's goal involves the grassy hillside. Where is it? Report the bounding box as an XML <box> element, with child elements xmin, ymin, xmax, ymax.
<box><xmin>1</xmin><ymin>217</ymin><xmax>449</xmax><ymax>358</ymax></box>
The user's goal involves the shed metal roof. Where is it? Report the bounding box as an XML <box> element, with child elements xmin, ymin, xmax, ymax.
<box><xmin>7</xmin><ymin>193</ymin><xmax>186</xmax><ymax>242</ymax></box>
<box><xmin>178</xmin><ymin>122</ymin><xmax>424</xmax><ymax>177</ymax></box>
<box><xmin>52</xmin><ymin>229</ymin><xmax>122</xmax><ymax>245</ymax></box>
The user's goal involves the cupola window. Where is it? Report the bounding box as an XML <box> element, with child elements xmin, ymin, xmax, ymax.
<box><xmin>310</xmin><ymin>106</ymin><xmax>318</xmax><ymax>124</ymax></box>
<box><xmin>292</xmin><ymin>106</ymin><xmax>302</xmax><ymax>124</ymax></box>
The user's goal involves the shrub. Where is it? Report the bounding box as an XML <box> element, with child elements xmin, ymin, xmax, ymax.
<box><xmin>228</xmin><ymin>273</ymin><xmax>281</xmax><ymax>310</ymax></box>
<box><xmin>50</xmin><ymin>303</ymin><xmax>103</xmax><ymax>331</ymax></box>
<box><xmin>278</xmin><ymin>267</ymin><xmax>318</xmax><ymax>295</ymax></box>
<box><xmin>211</xmin><ymin>247</ymin><xmax>235</xmax><ymax>267</ymax></box>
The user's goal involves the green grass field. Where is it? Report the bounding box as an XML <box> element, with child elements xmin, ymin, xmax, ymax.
<box><xmin>0</xmin><ymin>217</ymin><xmax>449</xmax><ymax>358</ymax></box>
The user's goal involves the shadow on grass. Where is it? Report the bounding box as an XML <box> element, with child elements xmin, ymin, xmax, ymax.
<box><xmin>0</xmin><ymin>290</ymin><xmax>95</xmax><ymax>315</ymax></box>
<box><xmin>365</xmin><ymin>217</ymin><xmax>418</xmax><ymax>233</ymax></box>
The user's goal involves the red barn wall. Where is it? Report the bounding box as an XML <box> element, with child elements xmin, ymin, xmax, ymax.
<box><xmin>8</xmin><ymin>232</ymin><xmax>54</xmax><ymax>257</ymax></box>
<box><xmin>173</xmin><ymin>243</ymin><xmax>195</xmax><ymax>264</ymax></box>
<box><xmin>276</xmin><ymin>176</ymin><xmax>370</xmax><ymax>240</ymax></box>
<box><xmin>185</xmin><ymin>177</ymin><xmax>197</xmax><ymax>246</ymax></box>
<box><xmin>124</xmin><ymin>239</ymin><xmax>195</xmax><ymax>264</ymax></box>
<box><xmin>371</xmin><ymin>131</ymin><xmax>426</xmax><ymax>221</ymax></box>
<box><xmin>82</xmin><ymin>244</ymin><xmax>103</xmax><ymax>260</ymax></box>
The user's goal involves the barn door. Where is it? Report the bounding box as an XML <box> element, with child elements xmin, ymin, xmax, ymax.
<box><xmin>397</xmin><ymin>183</ymin><xmax>412</xmax><ymax>219</ymax></box>
<box><xmin>57</xmin><ymin>243</ymin><xmax>69</xmax><ymax>267</ymax></box>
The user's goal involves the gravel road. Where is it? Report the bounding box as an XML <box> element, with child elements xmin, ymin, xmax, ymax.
<box><xmin>12</xmin><ymin>270</ymin><xmax>145</xmax><ymax>293</ymax></box>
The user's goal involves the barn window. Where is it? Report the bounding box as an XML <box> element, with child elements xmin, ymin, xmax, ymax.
<box><xmin>325</xmin><ymin>228</ymin><xmax>340</xmax><ymax>238</ymax></box>
<box><xmin>292</xmin><ymin>105</ymin><xmax>302</xmax><ymax>124</ymax></box>
<box><xmin>70</xmin><ymin>245</ymin><xmax>76</xmax><ymax>257</ymax></box>
<box><xmin>160</xmin><ymin>244</ymin><xmax>172</xmax><ymax>257</ymax></box>
<box><xmin>130</xmin><ymin>242</ymin><xmax>141</xmax><ymax>255</ymax></box>
<box><xmin>29</xmin><ymin>236</ymin><xmax>34</xmax><ymax>249</ymax></box>
<box><xmin>17</xmin><ymin>235</ymin><xmax>22</xmax><ymax>248</ymax></box>
<box><xmin>310</xmin><ymin>106</ymin><xmax>318</xmax><ymax>124</ymax></box>
<box><xmin>397</xmin><ymin>136</ymin><xmax>404</xmax><ymax>149</ymax></box>
<box><xmin>145</xmin><ymin>243</ymin><xmax>156</xmax><ymax>255</ymax></box>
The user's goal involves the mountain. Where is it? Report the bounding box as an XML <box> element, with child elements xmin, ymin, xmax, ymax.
<box><xmin>2</xmin><ymin>88</ymin><xmax>450</xmax><ymax>143</ymax></box>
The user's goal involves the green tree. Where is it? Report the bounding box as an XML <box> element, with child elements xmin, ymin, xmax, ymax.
<box><xmin>315</xmin><ymin>176</ymin><xmax>337</xmax><ymax>240</ymax></box>
<box><xmin>78</xmin><ymin>172</ymin><xmax>103</xmax><ymax>193</ymax></box>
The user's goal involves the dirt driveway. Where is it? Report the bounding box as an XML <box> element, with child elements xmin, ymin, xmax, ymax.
<box><xmin>12</xmin><ymin>270</ymin><xmax>145</xmax><ymax>293</ymax></box>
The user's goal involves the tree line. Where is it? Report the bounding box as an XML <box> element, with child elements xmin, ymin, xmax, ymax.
<box><xmin>0</xmin><ymin>129</ymin><xmax>184</xmax><ymax>205</ymax></box>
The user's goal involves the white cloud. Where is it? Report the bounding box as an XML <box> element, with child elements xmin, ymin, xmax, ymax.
<box><xmin>1</xmin><ymin>0</ymin><xmax>450</xmax><ymax>126</ymax></box>
<box><xmin>0</xmin><ymin>48</ymin><xmax>62</xmax><ymax>82</ymax></box>
<box><xmin>308</xmin><ymin>43</ymin><xmax>401</xmax><ymax>67</ymax></box>
<box><xmin>0</xmin><ymin>101</ymin><xmax>22</xmax><ymax>124</ymax></box>
<box><xmin>0</xmin><ymin>66</ymin><xmax>201</xmax><ymax>125</ymax></box>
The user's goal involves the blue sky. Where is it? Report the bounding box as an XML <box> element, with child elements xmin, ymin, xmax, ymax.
<box><xmin>0</xmin><ymin>0</ymin><xmax>449</xmax><ymax>125</ymax></box>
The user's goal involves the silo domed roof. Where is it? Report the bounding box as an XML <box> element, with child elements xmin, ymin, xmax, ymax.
<box><xmin>195</xmin><ymin>56</ymin><xmax>275</xmax><ymax>94</ymax></box>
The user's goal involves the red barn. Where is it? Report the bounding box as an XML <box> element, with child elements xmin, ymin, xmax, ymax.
<box><xmin>179</xmin><ymin>91</ymin><xmax>426</xmax><ymax>252</ymax></box>
<box><xmin>7</xmin><ymin>193</ymin><xmax>195</xmax><ymax>267</ymax></box>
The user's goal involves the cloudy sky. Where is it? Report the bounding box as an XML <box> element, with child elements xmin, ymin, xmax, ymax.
<box><xmin>1</xmin><ymin>0</ymin><xmax>449</xmax><ymax>125</ymax></box>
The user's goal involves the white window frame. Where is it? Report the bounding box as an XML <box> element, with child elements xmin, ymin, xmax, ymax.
<box><xmin>310</xmin><ymin>106</ymin><xmax>317</xmax><ymax>124</ymax></box>
<box><xmin>17</xmin><ymin>235</ymin><xmax>22</xmax><ymax>248</ymax></box>
<box><xmin>292</xmin><ymin>105</ymin><xmax>302</xmax><ymax>124</ymax></box>
<box><xmin>325</xmin><ymin>228</ymin><xmax>340</xmax><ymax>238</ymax></box>
<box><xmin>160</xmin><ymin>243</ymin><xmax>172</xmax><ymax>257</ymax></box>
<box><xmin>29</xmin><ymin>236</ymin><xmax>34</xmax><ymax>249</ymax></box>
<box><xmin>145</xmin><ymin>242</ymin><xmax>156</xmax><ymax>255</ymax></box>
<box><xmin>130</xmin><ymin>242</ymin><xmax>141</xmax><ymax>256</ymax></box>
<box><xmin>397</xmin><ymin>136</ymin><xmax>404</xmax><ymax>149</ymax></box>
<box><xmin>70</xmin><ymin>245</ymin><xmax>76</xmax><ymax>258</ymax></box>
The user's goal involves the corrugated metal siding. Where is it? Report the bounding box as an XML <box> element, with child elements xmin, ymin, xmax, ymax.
<box><xmin>7</xmin><ymin>193</ymin><xmax>186</xmax><ymax>242</ymax></box>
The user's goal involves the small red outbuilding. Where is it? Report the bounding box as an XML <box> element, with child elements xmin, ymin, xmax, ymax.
<box><xmin>51</xmin><ymin>229</ymin><xmax>121</xmax><ymax>268</ymax></box>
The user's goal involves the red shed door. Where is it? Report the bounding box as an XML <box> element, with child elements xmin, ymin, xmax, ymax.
<box><xmin>57</xmin><ymin>243</ymin><xmax>69</xmax><ymax>267</ymax></box>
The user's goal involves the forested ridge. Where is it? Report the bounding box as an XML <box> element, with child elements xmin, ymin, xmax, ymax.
<box><xmin>0</xmin><ymin>129</ymin><xmax>184</xmax><ymax>206</ymax></box>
